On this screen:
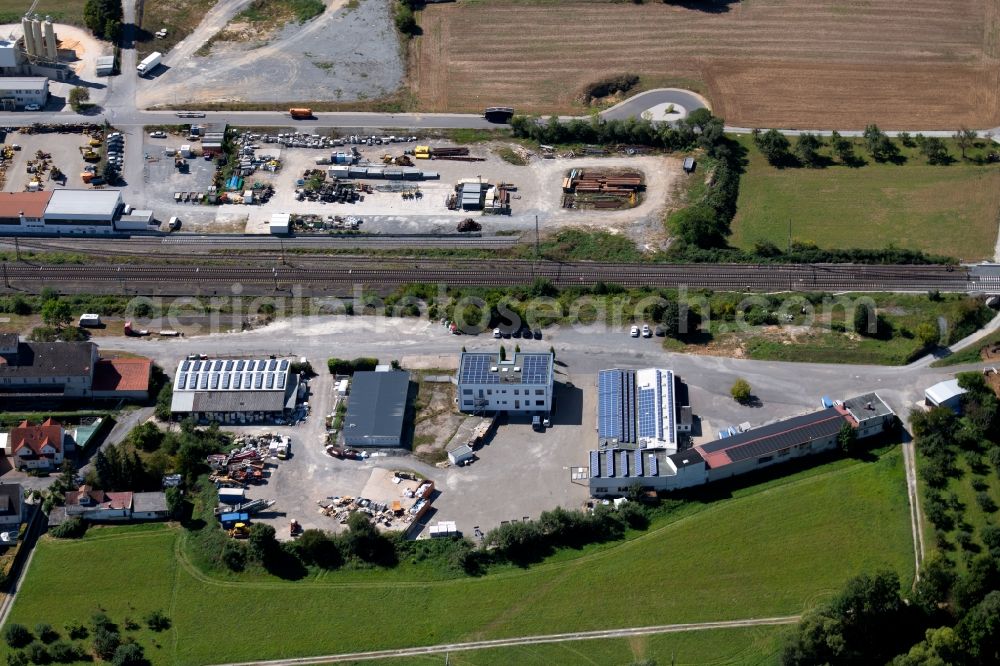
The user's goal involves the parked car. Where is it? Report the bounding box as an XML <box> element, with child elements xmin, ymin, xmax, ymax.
<box><xmin>493</xmin><ymin>328</ymin><xmax>501</xmax><ymax>339</ymax></box>
<box><xmin>24</xmin><ymin>103</ymin><xmax>39</xmax><ymax>111</ymax></box>
<box><xmin>642</xmin><ymin>324</ymin><xmax>652</xmax><ymax>338</ymax></box>
<box><xmin>533</xmin><ymin>329</ymin><xmax>542</xmax><ymax>340</ymax></box>
<box><xmin>654</xmin><ymin>325</ymin><xmax>666</xmax><ymax>337</ymax></box>
<box><xmin>630</xmin><ymin>325</ymin><xmax>640</xmax><ymax>337</ymax></box>
<box><xmin>149</xmin><ymin>131</ymin><xmax>167</xmax><ymax>138</ymax></box>
<box><xmin>532</xmin><ymin>415</ymin><xmax>544</xmax><ymax>432</ymax></box>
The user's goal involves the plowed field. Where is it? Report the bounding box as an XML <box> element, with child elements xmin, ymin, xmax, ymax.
<box><xmin>411</xmin><ymin>0</ymin><xmax>1000</xmax><ymax>129</ymax></box>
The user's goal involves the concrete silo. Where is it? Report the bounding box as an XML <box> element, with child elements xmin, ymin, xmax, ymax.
<box><xmin>43</xmin><ymin>17</ymin><xmax>56</xmax><ymax>60</ymax></box>
<box><xmin>29</xmin><ymin>17</ymin><xmax>43</xmax><ymax>60</ymax></box>
<box><xmin>20</xmin><ymin>15</ymin><xmax>37</xmax><ymax>57</ymax></box>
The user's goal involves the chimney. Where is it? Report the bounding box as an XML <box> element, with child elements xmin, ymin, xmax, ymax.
<box><xmin>18</xmin><ymin>210</ymin><xmax>24</xmax><ymax>225</ymax></box>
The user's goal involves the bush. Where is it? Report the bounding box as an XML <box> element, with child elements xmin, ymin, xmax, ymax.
<box><xmin>50</xmin><ymin>517</ymin><xmax>87</xmax><ymax>539</ymax></box>
<box><xmin>90</xmin><ymin>612</ymin><xmax>114</xmax><ymax>633</ymax></box>
<box><xmin>976</xmin><ymin>492</ymin><xmax>997</xmax><ymax>513</ymax></box>
<box><xmin>7</xmin><ymin>653</ymin><xmax>27</xmax><ymax>666</ymax></box>
<box><xmin>91</xmin><ymin>628</ymin><xmax>120</xmax><ymax>660</ymax></box>
<box><xmin>5</xmin><ymin>624</ymin><xmax>33</xmax><ymax>649</ymax></box>
<box><xmin>46</xmin><ymin>641</ymin><xmax>80</xmax><ymax>664</ymax></box>
<box><xmin>221</xmin><ymin>540</ymin><xmax>247</xmax><ymax>572</ymax></box>
<box><xmin>63</xmin><ymin>622</ymin><xmax>87</xmax><ymax>641</ymax></box>
<box><xmin>730</xmin><ymin>378</ymin><xmax>752</xmax><ymax>403</ymax></box>
<box><xmin>32</xmin><ymin>625</ymin><xmax>57</xmax><ymax>645</ymax></box>
<box><xmin>111</xmin><ymin>642</ymin><xmax>144</xmax><ymax>666</ymax></box>
<box><xmin>394</xmin><ymin>1</ymin><xmax>418</xmax><ymax>37</ymax></box>
<box><xmin>144</xmin><ymin>610</ymin><xmax>170</xmax><ymax>632</ymax></box>
<box><xmin>327</xmin><ymin>357</ymin><xmax>379</xmax><ymax>375</ymax></box>
<box><xmin>294</xmin><ymin>529</ymin><xmax>342</xmax><ymax>569</ymax></box>
<box><xmin>23</xmin><ymin>642</ymin><xmax>48</xmax><ymax>665</ymax></box>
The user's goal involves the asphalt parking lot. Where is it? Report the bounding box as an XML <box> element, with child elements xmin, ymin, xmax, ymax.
<box><xmin>140</xmin><ymin>135</ymin><xmax>221</xmax><ymax>230</ymax></box>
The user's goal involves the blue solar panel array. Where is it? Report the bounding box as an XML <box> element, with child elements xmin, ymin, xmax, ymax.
<box><xmin>619</xmin><ymin>450</ymin><xmax>629</xmax><ymax>477</ymax></box>
<box><xmin>459</xmin><ymin>353</ymin><xmax>552</xmax><ymax>385</ymax></box>
<box><xmin>649</xmin><ymin>454</ymin><xmax>659</xmax><ymax>476</ymax></box>
<box><xmin>637</xmin><ymin>387</ymin><xmax>657</xmax><ymax>439</ymax></box>
<box><xmin>590</xmin><ymin>451</ymin><xmax>599</xmax><ymax>477</ymax></box>
<box><xmin>633</xmin><ymin>449</ymin><xmax>644</xmax><ymax>476</ymax></box>
<box><xmin>174</xmin><ymin>358</ymin><xmax>293</xmax><ymax>396</ymax></box>
<box><xmin>605</xmin><ymin>452</ymin><xmax>614</xmax><ymax>477</ymax></box>
<box><xmin>598</xmin><ymin>370</ymin><xmax>624</xmax><ymax>441</ymax></box>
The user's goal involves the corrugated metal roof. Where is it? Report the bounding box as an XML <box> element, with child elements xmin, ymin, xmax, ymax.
<box><xmin>925</xmin><ymin>380</ymin><xmax>966</xmax><ymax>405</ymax></box>
<box><xmin>45</xmin><ymin>189</ymin><xmax>122</xmax><ymax>217</ymax></box>
<box><xmin>343</xmin><ymin>371</ymin><xmax>409</xmax><ymax>447</ymax></box>
<box><xmin>696</xmin><ymin>408</ymin><xmax>846</xmax><ymax>468</ymax></box>
<box><xmin>0</xmin><ymin>77</ymin><xmax>47</xmax><ymax>91</ymax></box>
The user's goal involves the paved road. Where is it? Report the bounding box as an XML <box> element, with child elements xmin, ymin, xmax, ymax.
<box><xmin>207</xmin><ymin>615</ymin><xmax>801</xmax><ymax>666</ymax></box>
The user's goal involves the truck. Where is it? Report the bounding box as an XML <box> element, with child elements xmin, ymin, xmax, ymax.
<box><xmin>137</xmin><ymin>51</ymin><xmax>162</xmax><ymax>77</ymax></box>
<box><xmin>289</xmin><ymin>108</ymin><xmax>313</xmax><ymax>119</ymax></box>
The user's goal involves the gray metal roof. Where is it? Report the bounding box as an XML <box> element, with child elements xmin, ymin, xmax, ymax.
<box><xmin>344</xmin><ymin>371</ymin><xmax>410</xmax><ymax>447</ymax></box>
<box><xmin>697</xmin><ymin>408</ymin><xmax>847</xmax><ymax>467</ymax></box>
<box><xmin>0</xmin><ymin>341</ymin><xmax>95</xmax><ymax>380</ymax></box>
<box><xmin>842</xmin><ymin>392</ymin><xmax>894</xmax><ymax>421</ymax></box>
<box><xmin>133</xmin><ymin>492</ymin><xmax>167</xmax><ymax>513</ymax></box>
<box><xmin>0</xmin><ymin>77</ymin><xmax>47</xmax><ymax>91</ymax></box>
<box><xmin>45</xmin><ymin>189</ymin><xmax>122</xmax><ymax>217</ymax></box>
<box><xmin>191</xmin><ymin>391</ymin><xmax>287</xmax><ymax>413</ymax></box>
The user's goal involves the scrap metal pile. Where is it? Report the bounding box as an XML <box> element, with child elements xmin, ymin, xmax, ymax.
<box><xmin>317</xmin><ymin>476</ymin><xmax>434</xmax><ymax>531</ymax></box>
<box><xmin>561</xmin><ymin>169</ymin><xmax>644</xmax><ymax>210</ymax></box>
<box><xmin>207</xmin><ymin>433</ymin><xmax>286</xmax><ymax>487</ymax></box>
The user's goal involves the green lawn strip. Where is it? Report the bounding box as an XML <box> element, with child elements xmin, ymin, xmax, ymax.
<box><xmin>3</xmin><ymin>451</ymin><xmax>910</xmax><ymax>664</ymax></box>
<box><xmin>932</xmin><ymin>328</ymin><xmax>1000</xmax><ymax>367</ymax></box>
<box><xmin>731</xmin><ymin>135</ymin><xmax>1000</xmax><ymax>262</ymax></box>
<box><xmin>328</xmin><ymin>625</ymin><xmax>785</xmax><ymax>665</ymax></box>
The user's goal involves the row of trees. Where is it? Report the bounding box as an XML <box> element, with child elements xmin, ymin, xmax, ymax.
<box><xmin>83</xmin><ymin>0</ymin><xmax>122</xmax><ymax>42</ymax></box>
<box><xmin>754</xmin><ymin>124</ymin><xmax>977</xmax><ymax>168</ymax></box>
<box><xmin>5</xmin><ymin>609</ymin><xmax>167</xmax><ymax>665</ymax></box>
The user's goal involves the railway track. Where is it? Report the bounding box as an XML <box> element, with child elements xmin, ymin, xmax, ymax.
<box><xmin>0</xmin><ymin>261</ymin><xmax>976</xmax><ymax>293</ymax></box>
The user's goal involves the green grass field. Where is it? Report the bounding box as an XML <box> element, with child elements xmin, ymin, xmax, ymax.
<box><xmin>731</xmin><ymin>136</ymin><xmax>1000</xmax><ymax>262</ymax></box>
<box><xmin>337</xmin><ymin>626</ymin><xmax>785</xmax><ymax>665</ymax></box>
<box><xmin>0</xmin><ymin>0</ymin><xmax>87</xmax><ymax>26</ymax></box>
<box><xmin>2</xmin><ymin>451</ymin><xmax>911</xmax><ymax>665</ymax></box>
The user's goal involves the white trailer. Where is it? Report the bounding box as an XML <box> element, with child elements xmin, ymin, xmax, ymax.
<box><xmin>137</xmin><ymin>51</ymin><xmax>162</xmax><ymax>77</ymax></box>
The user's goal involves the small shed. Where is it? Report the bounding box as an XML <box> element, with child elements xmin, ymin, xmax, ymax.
<box><xmin>180</xmin><ymin>144</ymin><xmax>192</xmax><ymax>158</ymax></box>
<box><xmin>217</xmin><ymin>487</ymin><xmax>246</xmax><ymax>505</ymax></box>
<box><xmin>448</xmin><ymin>443</ymin><xmax>475</xmax><ymax>466</ymax></box>
<box><xmin>95</xmin><ymin>55</ymin><xmax>115</xmax><ymax>76</ymax></box>
<box><xmin>683</xmin><ymin>157</ymin><xmax>696</xmax><ymax>173</ymax></box>
<box><xmin>78</xmin><ymin>313</ymin><xmax>101</xmax><ymax>327</ymax></box>
<box><xmin>270</xmin><ymin>213</ymin><xmax>290</xmax><ymax>235</ymax></box>
<box><xmin>925</xmin><ymin>379</ymin><xmax>967</xmax><ymax>413</ymax></box>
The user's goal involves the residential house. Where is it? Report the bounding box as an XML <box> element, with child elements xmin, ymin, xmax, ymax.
<box><xmin>5</xmin><ymin>419</ymin><xmax>66</xmax><ymax>470</ymax></box>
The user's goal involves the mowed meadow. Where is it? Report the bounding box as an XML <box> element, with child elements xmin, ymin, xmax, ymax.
<box><xmin>411</xmin><ymin>0</ymin><xmax>1000</xmax><ymax>129</ymax></box>
<box><xmin>2</xmin><ymin>450</ymin><xmax>912</xmax><ymax>664</ymax></box>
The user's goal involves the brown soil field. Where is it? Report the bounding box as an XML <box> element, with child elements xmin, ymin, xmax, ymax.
<box><xmin>411</xmin><ymin>0</ymin><xmax>1000</xmax><ymax>129</ymax></box>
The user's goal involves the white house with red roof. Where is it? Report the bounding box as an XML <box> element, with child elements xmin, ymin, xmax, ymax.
<box><xmin>2</xmin><ymin>419</ymin><xmax>67</xmax><ymax>470</ymax></box>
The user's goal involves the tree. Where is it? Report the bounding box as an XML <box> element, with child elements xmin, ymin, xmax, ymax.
<box><xmin>830</xmin><ymin>130</ymin><xmax>857</xmax><ymax>165</ymax></box>
<box><xmin>33</xmin><ymin>624</ymin><xmax>56</xmax><ymax>645</ymax></box>
<box><xmin>127</xmin><ymin>421</ymin><xmax>163</xmax><ymax>453</ymax></box>
<box><xmin>221</xmin><ymin>540</ymin><xmax>247</xmax><ymax>571</ymax></box>
<box><xmin>920</xmin><ymin>137</ymin><xmax>951</xmax><ymax>165</ymax></box>
<box><xmin>863</xmin><ymin>124</ymin><xmax>899</xmax><ymax>162</ymax></box>
<box><xmin>91</xmin><ymin>628</ymin><xmax>121</xmax><ymax>660</ymax></box>
<box><xmin>754</xmin><ymin>128</ymin><xmax>791</xmax><ymax>165</ymax></box>
<box><xmin>499</xmin><ymin>345</ymin><xmax>506</xmax><ymax>361</ymax></box>
<box><xmin>248</xmin><ymin>523</ymin><xmax>279</xmax><ymax>563</ymax></box>
<box><xmin>853</xmin><ymin>302</ymin><xmax>877</xmax><ymax>336</ymax></box>
<box><xmin>67</xmin><ymin>87</ymin><xmax>89</xmax><ymax>113</ymax></box>
<box><xmin>794</xmin><ymin>133</ymin><xmax>823</xmax><ymax>167</ymax></box>
<box><xmin>955</xmin><ymin>126</ymin><xmax>977</xmax><ymax>160</ymax></box>
<box><xmin>837</xmin><ymin>422</ymin><xmax>859</xmax><ymax>456</ymax></box>
<box><xmin>668</xmin><ymin>203</ymin><xmax>728</xmax><ymax>248</ymax></box>
<box><xmin>83</xmin><ymin>0</ymin><xmax>123</xmax><ymax>41</ymax></box>
<box><xmin>144</xmin><ymin>610</ymin><xmax>170</xmax><ymax>632</ymax></box>
<box><xmin>164</xmin><ymin>486</ymin><xmax>183</xmax><ymax>520</ymax></box>
<box><xmin>892</xmin><ymin>627</ymin><xmax>962</xmax><ymax>666</ymax></box>
<box><xmin>24</xmin><ymin>642</ymin><xmax>48</xmax><ymax>665</ymax></box>
<box><xmin>916</xmin><ymin>322</ymin><xmax>940</xmax><ymax>347</ymax></box>
<box><xmin>40</xmin><ymin>298</ymin><xmax>72</xmax><ymax>329</ymax></box>
<box><xmin>730</xmin><ymin>378</ymin><xmax>751</xmax><ymax>403</ymax></box>
<box><xmin>111</xmin><ymin>642</ymin><xmax>144</xmax><ymax>666</ymax></box>
<box><xmin>295</xmin><ymin>529</ymin><xmax>341</xmax><ymax>568</ymax></box>
<box><xmin>4</xmin><ymin>624</ymin><xmax>32</xmax><ymax>649</ymax></box>
<box><xmin>957</xmin><ymin>590</ymin><xmax>1000</xmax><ymax>664</ymax></box>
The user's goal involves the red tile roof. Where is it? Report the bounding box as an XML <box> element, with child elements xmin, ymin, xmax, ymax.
<box><xmin>93</xmin><ymin>357</ymin><xmax>152</xmax><ymax>392</ymax></box>
<box><xmin>0</xmin><ymin>191</ymin><xmax>51</xmax><ymax>219</ymax></box>
<box><xmin>65</xmin><ymin>486</ymin><xmax>133</xmax><ymax>510</ymax></box>
<box><xmin>10</xmin><ymin>419</ymin><xmax>63</xmax><ymax>456</ymax></box>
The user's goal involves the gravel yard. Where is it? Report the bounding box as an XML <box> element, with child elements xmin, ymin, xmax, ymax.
<box><xmin>137</xmin><ymin>0</ymin><xmax>404</xmax><ymax>109</ymax></box>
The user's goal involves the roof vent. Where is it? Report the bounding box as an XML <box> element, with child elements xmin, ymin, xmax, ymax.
<box><xmin>490</xmin><ymin>366</ymin><xmax>498</xmax><ymax>372</ymax></box>
<box><xmin>513</xmin><ymin>367</ymin><xmax>521</xmax><ymax>372</ymax></box>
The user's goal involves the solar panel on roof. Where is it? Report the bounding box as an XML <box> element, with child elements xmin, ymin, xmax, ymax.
<box><xmin>255</xmin><ymin>373</ymin><xmax>263</xmax><ymax>389</ymax></box>
<box><xmin>211</xmin><ymin>373</ymin><xmax>220</xmax><ymax>389</ymax></box>
<box><xmin>236</xmin><ymin>360</ymin><xmax>246</xmax><ymax>371</ymax></box>
<box><xmin>181</xmin><ymin>360</ymin><xmax>191</xmax><ymax>372</ymax></box>
<box><xmin>178</xmin><ymin>373</ymin><xmax>187</xmax><ymax>390</ymax></box>
<box><xmin>634</xmin><ymin>449</ymin><xmax>643</xmax><ymax>476</ymax></box>
<box><xmin>590</xmin><ymin>451</ymin><xmax>599</xmax><ymax>478</ymax></box>
<box><xmin>638</xmin><ymin>387</ymin><xmax>656</xmax><ymax>438</ymax></box>
<box><xmin>225</xmin><ymin>360</ymin><xmax>234</xmax><ymax>371</ymax></box>
<box><xmin>234</xmin><ymin>374</ymin><xmax>242</xmax><ymax>389</ymax></box>
<box><xmin>193</xmin><ymin>361</ymin><xmax>203</xmax><ymax>372</ymax></box>
<box><xmin>619</xmin><ymin>450</ymin><xmax>629</xmax><ymax>477</ymax></box>
<box><xmin>649</xmin><ymin>454</ymin><xmax>658</xmax><ymax>476</ymax></box>
<box><xmin>277</xmin><ymin>374</ymin><xmax>286</xmax><ymax>389</ymax></box>
<box><xmin>605</xmin><ymin>451</ymin><xmax>614</xmax><ymax>477</ymax></box>
<box><xmin>266</xmin><ymin>373</ymin><xmax>274</xmax><ymax>389</ymax></box>
<box><xmin>199</xmin><ymin>374</ymin><xmax>209</xmax><ymax>389</ymax></box>
<box><xmin>279</xmin><ymin>359</ymin><xmax>288</xmax><ymax>371</ymax></box>
<box><xmin>268</xmin><ymin>359</ymin><xmax>278</xmax><ymax>371</ymax></box>
<box><xmin>222</xmin><ymin>374</ymin><xmax>231</xmax><ymax>389</ymax></box>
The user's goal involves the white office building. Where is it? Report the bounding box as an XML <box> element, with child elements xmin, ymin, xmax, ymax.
<box><xmin>0</xmin><ymin>77</ymin><xmax>47</xmax><ymax>109</ymax></box>
<box><xmin>457</xmin><ymin>351</ymin><xmax>553</xmax><ymax>414</ymax></box>
<box><xmin>43</xmin><ymin>189</ymin><xmax>123</xmax><ymax>234</ymax></box>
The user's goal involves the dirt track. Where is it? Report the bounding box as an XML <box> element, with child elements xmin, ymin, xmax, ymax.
<box><xmin>411</xmin><ymin>0</ymin><xmax>1000</xmax><ymax>129</ymax></box>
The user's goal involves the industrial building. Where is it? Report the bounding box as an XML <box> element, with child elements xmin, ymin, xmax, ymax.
<box><xmin>589</xmin><ymin>393</ymin><xmax>895</xmax><ymax>497</ymax></box>
<box><xmin>925</xmin><ymin>379</ymin><xmax>967</xmax><ymax>413</ymax></box>
<box><xmin>0</xmin><ymin>76</ymin><xmax>47</xmax><ymax>109</ymax></box>
<box><xmin>597</xmin><ymin>368</ymin><xmax>690</xmax><ymax>454</ymax></box>
<box><xmin>0</xmin><ymin>190</ymin><xmax>152</xmax><ymax>234</ymax></box>
<box><xmin>342</xmin><ymin>370</ymin><xmax>411</xmax><ymax>448</ymax></box>
<box><xmin>458</xmin><ymin>351</ymin><xmax>554</xmax><ymax>414</ymax></box>
<box><xmin>170</xmin><ymin>357</ymin><xmax>300</xmax><ymax>424</ymax></box>
<box><xmin>270</xmin><ymin>213</ymin><xmax>291</xmax><ymax>235</ymax></box>
<box><xmin>0</xmin><ymin>335</ymin><xmax>151</xmax><ymax>400</ymax></box>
